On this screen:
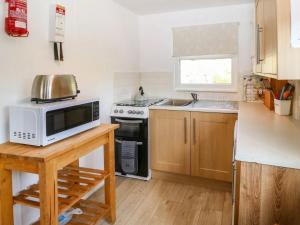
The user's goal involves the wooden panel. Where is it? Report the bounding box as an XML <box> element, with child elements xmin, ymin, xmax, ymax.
<box><xmin>191</xmin><ymin>112</ymin><xmax>237</xmax><ymax>182</ymax></box>
<box><xmin>277</xmin><ymin>0</ymin><xmax>300</xmax><ymax>79</ymax></box>
<box><xmin>233</xmin><ymin>161</ymin><xmax>241</xmax><ymax>225</ymax></box>
<box><xmin>39</xmin><ymin>161</ymin><xmax>59</xmax><ymax>225</ymax></box>
<box><xmin>262</xmin><ymin>0</ymin><xmax>277</xmax><ymax>74</ymax></box>
<box><xmin>238</xmin><ymin>162</ymin><xmax>262</xmax><ymax>225</ymax></box>
<box><xmin>238</xmin><ymin>162</ymin><xmax>300</xmax><ymax>225</ymax></box>
<box><xmin>150</xmin><ymin>110</ymin><xmax>191</xmax><ymax>175</ymax></box>
<box><xmin>104</xmin><ymin>130</ymin><xmax>116</xmax><ymax>223</ymax></box>
<box><xmin>152</xmin><ymin>170</ymin><xmax>232</xmax><ymax>192</ymax></box>
<box><xmin>0</xmin><ymin>124</ymin><xmax>119</xmax><ymax>163</ymax></box>
<box><xmin>0</xmin><ymin>164</ymin><xmax>13</xmax><ymax>225</ymax></box>
<box><xmin>1</xmin><ymin>158</ymin><xmax>39</xmax><ymax>173</ymax></box>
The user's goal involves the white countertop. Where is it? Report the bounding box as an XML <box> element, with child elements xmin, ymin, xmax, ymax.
<box><xmin>150</xmin><ymin>100</ymin><xmax>239</xmax><ymax>114</ymax></box>
<box><xmin>236</xmin><ymin>102</ymin><xmax>300</xmax><ymax>169</ymax></box>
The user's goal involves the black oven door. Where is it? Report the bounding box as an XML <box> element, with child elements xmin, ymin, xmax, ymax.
<box><xmin>115</xmin><ymin>138</ymin><xmax>148</xmax><ymax>177</ymax></box>
<box><xmin>46</xmin><ymin>103</ymin><xmax>93</xmax><ymax>136</ymax></box>
<box><xmin>111</xmin><ymin>117</ymin><xmax>148</xmax><ymax>140</ymax></box>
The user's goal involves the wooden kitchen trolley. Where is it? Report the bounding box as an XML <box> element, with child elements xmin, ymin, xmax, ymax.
<box><xmin>0</xmin><ymin>124</ymin><xmax>119</xmax><ymax>225</ymax></box>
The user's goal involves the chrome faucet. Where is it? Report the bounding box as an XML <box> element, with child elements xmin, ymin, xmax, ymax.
<box><xmin>191</xmin><ymin>93</ymin><xmax>198</xmax><ymax>101</ymax></box>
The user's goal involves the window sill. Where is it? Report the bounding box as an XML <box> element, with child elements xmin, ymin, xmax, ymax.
<box><xmin>174</xmin><ymin>87</ymin><xmax>239</xmax><ymax>93</ymax></box>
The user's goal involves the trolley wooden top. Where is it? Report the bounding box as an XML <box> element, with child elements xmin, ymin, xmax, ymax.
<box><xmin>0</xmin><ymin>124</ymin><xmax>119</xmax><ymax>162</ymax></box>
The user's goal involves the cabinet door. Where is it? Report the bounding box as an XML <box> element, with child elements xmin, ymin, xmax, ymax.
<box><xmin>238</xmin><ymin>162</ymin><xmax>300</xmax><ymax>225</ymax></box>
<box><xmin>191</xmin><ymin>112</ymin><xmax>237</xmax><ymax>182</ymax></box>
<box><xmin>262</xmin><ymin>0</ymin><xmax>277</xmax><ymax>74</ymax></box>
<box><xmin>150</xmin><ymin>110</ymin><xmax>191</xmax><ymax>175</ymax></box>
<box><xmin>277</xmin><ymin>0</ymin><xmax>300</xmax><ymax>79</ymax></box>
<box><xmin>255</xmin><ymin>0</ymin><xmax>264</xmax><ymax>73</ymax></box>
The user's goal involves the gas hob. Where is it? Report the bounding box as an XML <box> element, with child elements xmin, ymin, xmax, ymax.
<box><xmin>111</xmin><ymin>99</ymin><xmax>163</xmax><ymax>119</ymax></box>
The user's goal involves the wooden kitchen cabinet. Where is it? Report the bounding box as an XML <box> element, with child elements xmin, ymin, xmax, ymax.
<box><xmin>254</xmin><ymin>0</ymin><xmax>300</xmax><ymax>79</ymax></box>
<box><xmin>191</xmin><ymin>112</ymin><xmax>237</xmax><ymax>182</ymax></box>
<box><xmin>150</xmin><ymin>110</ymin><xmax>191</xmax><ymax>175</ymax></box>
<box><xmin>236</xmin><ymin>161</ymin><xmax>300</xmax><ymax>225</ymax></box>
<box><xmin>150</xmin><ymin>109</ymin><xmax>237</xmax><ymax>182</ymax></box>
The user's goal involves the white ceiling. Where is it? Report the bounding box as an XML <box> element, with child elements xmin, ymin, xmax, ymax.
<box><xmin>113</xmin><ymin>0</ymin><xmax>254</xmax><ymax>15</ymax></box>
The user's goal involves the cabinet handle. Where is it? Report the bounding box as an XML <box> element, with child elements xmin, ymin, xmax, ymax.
<box><xmin>232</xmin><ymin>162</ymin><xmax>237</xmax><ymax>204</ymax></box>
<box><xmin>256</xmin><ymin>24</ymin><xmax>264</xmax><ymax>64</ymax></box>
<box><xmin>184</xmin><ymin>117</ymin><xmax>187</xmax><ymax>144</ymax></box>
<box><xmin>193</xmin><ymin>118</ymin><xmax>196</xmax><ymax>145</ymax></box>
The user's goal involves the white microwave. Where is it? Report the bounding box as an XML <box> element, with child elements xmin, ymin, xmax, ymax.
<box><xmin>9</xmin><ymin>99</ymin><xmax>100</xmax><ymax>146</ymax></box>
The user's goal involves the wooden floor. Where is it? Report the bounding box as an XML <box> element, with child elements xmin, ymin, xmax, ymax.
<box><xmin>89</xmin><ymin>173</ymin><xmax>232</xmax><ymax>225</ymax></box>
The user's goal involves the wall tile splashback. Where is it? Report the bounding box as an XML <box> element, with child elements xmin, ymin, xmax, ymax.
<box><xmin>113</xmin><ymin>72</ymin><xmax>245</xmax><ymax>101</ymax></box>
<box><xmin>140</xmin><ymin>72</ymin><xmax>243</xmax><ymax>101</ymax></box>
<box><xmin>113</xmin><ymin>72</ymin><xmax>140</xmax><ymax>102</ymax></box>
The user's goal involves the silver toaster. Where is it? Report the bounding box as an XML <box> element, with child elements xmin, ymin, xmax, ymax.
<box><xmin>31</xmin><ymin>75</ymin><xmax>80</xmax><ymax>103</ymax></box>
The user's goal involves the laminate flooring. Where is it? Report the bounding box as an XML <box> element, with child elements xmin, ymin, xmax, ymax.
<box><xmin>89</xmin><ymin>173</ymin><xmax>232</xmax><ymax>225</ymax></box>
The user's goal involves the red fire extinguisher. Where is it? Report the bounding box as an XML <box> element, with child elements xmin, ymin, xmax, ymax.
<box><xmin>5</xmin><ymin>0</ymin><xmax>29</xmax><ymax>37</ymax></box>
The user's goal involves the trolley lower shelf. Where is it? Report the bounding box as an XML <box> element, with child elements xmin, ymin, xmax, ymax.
<box><xmin>13</xmin><ymin>166</ymin><xmax>110</xmax><ymax>224</ymax></box>
<box><xmin>32</xmin><ymin>199</ymin><xmax>110</xmax><ymax>225</ymax></box>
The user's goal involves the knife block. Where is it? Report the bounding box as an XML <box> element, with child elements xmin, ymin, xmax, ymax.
<box><xmin>264</xmin><ymin>89</ymin><xmax>274</xmax><ymax>110</ymax></box>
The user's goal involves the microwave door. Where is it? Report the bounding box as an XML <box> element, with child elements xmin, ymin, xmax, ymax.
<box><xmin>46</xmin><ymin>103</ymin><xmax>93</xmax><ymax>136</ymax></box>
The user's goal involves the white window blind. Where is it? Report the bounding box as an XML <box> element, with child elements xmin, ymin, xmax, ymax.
<box><xmin>172</xmin><ymin>23</ymin><xmax>239</xmax><ymax>57</ymax></box>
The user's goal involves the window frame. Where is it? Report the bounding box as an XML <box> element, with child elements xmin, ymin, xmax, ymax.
<box><xmin>174</xmin><ymin>54</ymin><xmax>238</xmax><ymax>92</ymax></box>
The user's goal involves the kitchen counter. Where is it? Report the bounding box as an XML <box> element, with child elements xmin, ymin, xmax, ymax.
<box><xmin>236</xmin><ymin>102</ymin><xmax>300</xmax><ymax>169</ymax></box>
<box><xmin>150</xmin><ymin>100</ymin><xmax>239</xmax><ymax>113</ymax></box>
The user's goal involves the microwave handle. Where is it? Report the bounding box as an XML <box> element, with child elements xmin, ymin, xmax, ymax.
<box><xmin>115</xmin><ymin>119</ymin><xmax>143</xmax><ymax>124</ymax></box>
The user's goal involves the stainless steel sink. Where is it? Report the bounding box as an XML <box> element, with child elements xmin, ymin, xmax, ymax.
<box><xmin>159</xmin><ymin>99</ymin><xmax>193</xmax><ymax>107</ymax></box>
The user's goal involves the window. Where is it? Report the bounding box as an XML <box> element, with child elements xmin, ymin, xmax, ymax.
<box><xmin>174</xmin><ymin>55</ymin><xmax>238</xmax><ymax>92</ymax></box>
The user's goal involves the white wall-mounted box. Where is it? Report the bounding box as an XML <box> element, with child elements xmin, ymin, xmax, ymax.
<box><xmin>49</xmin><ymin>4</ymin><xmax>65</xmax><ymax>43</ymax></box>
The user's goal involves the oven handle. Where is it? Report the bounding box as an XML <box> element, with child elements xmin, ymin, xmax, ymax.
<box><xmin>115</xmin><ymin>118</ymin><xmax>143</xmax><ymax>124</ymax></box>
<box><xmin>115</xmin><ymin>139</ymin><xmax>143</xmax><ymax>146</ymax></box>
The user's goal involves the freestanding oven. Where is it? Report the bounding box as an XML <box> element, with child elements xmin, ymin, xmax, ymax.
<box><xmin>110</xmin><ymin>99</ymin><xmax>163</xmax><ymax>180</ymax></box>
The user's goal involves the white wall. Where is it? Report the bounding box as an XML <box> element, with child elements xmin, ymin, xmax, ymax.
<box><xmin>0</xmin><ymin>0</ymin><xmax>139</xmax><ymax>224</ymax></box>
<box><xmin>138</xmin><ymin>4</ymin><xmax>255</xmax><ymax>100</ymax></box>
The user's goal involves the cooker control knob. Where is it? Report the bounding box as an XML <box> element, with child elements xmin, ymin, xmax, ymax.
<box><xmin>132</xmin><ymin>110</ymin><xmax>136</xmax><ymax>114</ymax></box>
<box><xmin>119</xmin><ymin>109</ymin><xmax>124</xmax><ymax>114</ymax></box>
<box><xmin>128</xmin><ymin>110</ymin><xmax>133</xmax><ymax>114</ymax></box>
<box><xmin>140</xmin><ymin>111</ymin><xmax>144</xmax><ymax>115</ymax></box>
<box><xmin>114</xmin><ymin>109</ymin><xmax>118</xmax><ymax>113</ymax></box>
